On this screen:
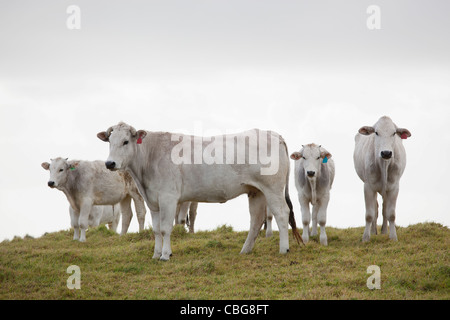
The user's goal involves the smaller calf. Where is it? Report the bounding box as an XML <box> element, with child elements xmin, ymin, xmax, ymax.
<box><xmin>42</xmin><ymin>157</ymin><xmax>146</xmax><ymax>241</ymax></box>
<box><xmin>291</xmin><ymin>144</ymin><xmax>335</xmax><ymax>245</ymax></box>
<box><xmin>69</xmin><ymin>204</ymin><xmax>121</xmax><ymax>239</ymax></box>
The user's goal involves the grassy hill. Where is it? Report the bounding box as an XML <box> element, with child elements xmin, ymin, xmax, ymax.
<box><xmin>0</xmin><ymin>223</ymin><xmax>448</xmax><ymax>300</ymax></box>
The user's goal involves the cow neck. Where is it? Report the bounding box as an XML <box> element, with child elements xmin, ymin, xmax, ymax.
<box><xmin>378</xmin><ymin>157</ymin><xmax>390</xmax><ymax>197</ymax></box>
<box><xmin>61</xmin><ymin>170</ymin><xmax>82</xmax><ymax>211</ymax></box>
<box><xmin>308</xmin><ymin>178</ymin><xmax>317</xmax><ymax>205</ymax></box>
<box><xmin>59</xmin><ymin>185</ymin><xmax>79</xmax><ymax>212</ymax></box>
<box><xmin>125</xmin><ymin>143</ymin><xmax>153</xmax><ymax>207</ymax></box>
<box><xmin>381</xmin><ymin>160</ymin><xmax>391</xmax><ymax>198</ymax></box>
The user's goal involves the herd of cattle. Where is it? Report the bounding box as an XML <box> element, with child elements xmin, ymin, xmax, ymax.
<box><xmin>41</xmin><ymin>115</ymin><xmax>411</xmax><ymax>261</ymax></box>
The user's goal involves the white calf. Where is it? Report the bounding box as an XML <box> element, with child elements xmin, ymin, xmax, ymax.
<box><xmin>291</xmin><ymin>144</ymin><xmax>335</xmax><ymax>245</ymax></box>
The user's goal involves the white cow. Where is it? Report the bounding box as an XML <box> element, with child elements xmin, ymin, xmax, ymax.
<box><xmin>290</xmin><ymin>143</ymin><xmax>335</xmax><ymax>245</ymax></box>
<box><xmin>97</xmin><ymin>122</ymin><xmax>302</xmax><ymax>260</ymax></box>
<box><xmin>69</xmin><ymin>204</ymin><xmax>120</xmax><ymax>235</ymax></box>
<box><xmin>42</xmin><ymin>157</ymin><xmax>147</xmax><ymax>241</ymax></box>
<box><xmin>353</xmin><ymin>116</ymin><xmax>411</xmax><ymax>242</ymax></box>
<box><xmin>175</xmin><ymin>201</ymin><xmax>198</xmax><ymax>233</ymax></box>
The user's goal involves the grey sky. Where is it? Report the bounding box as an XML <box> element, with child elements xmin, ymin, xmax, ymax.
<box><xmin>1</xmin><ymin>1</ymin><xmax>449</xmax><ymax>240</ymax></box>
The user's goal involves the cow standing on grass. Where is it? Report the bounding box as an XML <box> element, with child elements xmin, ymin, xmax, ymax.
<box><xmin>353</xmin><ymin>116</ymin><xmax>411</xmax><ymax>242</ymax></box>
<box><xmin>97</xmin><ymin>122</ymin><xmax>302</xmax><ymax>261</ymax></box>
<box><xmin>290</xmin><ymin>144</ymin><xmax>335</xmax><ymax>245</ymax></box>
<box><xmin>42</xmin><ymin>157</ymin><xmax>146</xmax><ymax>241</ymax></box>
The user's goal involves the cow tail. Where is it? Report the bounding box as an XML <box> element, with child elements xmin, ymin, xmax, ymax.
<box><xmin>282</xmin><ymin>139</ymin><xmax>304</xmax><ymax>246</ymax></box>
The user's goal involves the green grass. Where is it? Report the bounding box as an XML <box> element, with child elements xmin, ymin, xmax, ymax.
<box><xmin>0</xmin><ymin>222</ymin><xmax>448</xmax><ymax>299</ymax></box>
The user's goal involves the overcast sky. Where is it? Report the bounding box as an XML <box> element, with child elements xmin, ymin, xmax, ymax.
<box><xmin>1</xmin><ymin>0</ymin><xmax>449</xmax><ymax>240</ymax></box>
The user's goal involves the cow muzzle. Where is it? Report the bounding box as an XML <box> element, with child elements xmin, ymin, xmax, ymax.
<box><xmin>48</xmin><ymin>181</ymin><xmax>56</xmax><ymax>188</ymax></box>
<box><xmin>105</xmin><ymin>161</ymin><xmax>117</xmax><ymax>170</ymax></box>
<box><xmin>380</xmin><ymin>150</ymin><xmax>392</xmax><ymax>160</ymax></box>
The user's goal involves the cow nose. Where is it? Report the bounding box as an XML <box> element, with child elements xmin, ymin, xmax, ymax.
<box><xmin>48</xmin><ymin>181</ymin><xmax>55</xmax><ymax>187</ymax></box>
<box><xmin>307</xmin><ymin>171</ymin><xmax>315</xmax><ymax>177</ymax></box>
<box><xmin>105</xmin><ymin>161</ymin><xmax>116</xmax><ymax>170</ymax></box>
<box><xmin>381</xmin><ymin>151</ymin><xmax>392</xmax><ymax>159</ymax></box>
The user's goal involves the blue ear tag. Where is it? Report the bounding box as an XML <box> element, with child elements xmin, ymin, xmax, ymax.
<box><xmin>323</xmin><ymin>156</ymin><xmax>328</xmax><ymax>164</ymax></box>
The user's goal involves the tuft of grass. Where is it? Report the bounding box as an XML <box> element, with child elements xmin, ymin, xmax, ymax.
<box><xmin>0</xmin><ymin>222</ymin><xmax>448</xmax><ymax>299</ymax></box>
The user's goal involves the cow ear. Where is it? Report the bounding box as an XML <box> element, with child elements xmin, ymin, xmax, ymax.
<box><xmin>68</xmin><ymin>162</ymin><xmax>79</xmax><ymax>171</ymax></box>
<box><xmin>136</xmin><ymin>130</ymin><xmax>147</xmax><ymax>144</ymax></box>
<box><xmin>396</xmin><ymin>128</ymin><xmax>411</xmax><ymax>139</ymax></box>
<box><xmin>359</xmin><ymin>126</ymin><xmax>375</xmax><ymax>135</ymax></box>
<box><xmin>41</xmin><ymin>162</ymin><xmax>50</xmax><ymax>170</ymax></box>
<box><xmin>97</xmin><ymin>131</ymin><xmax>109</xmax><ymax>142</ymax></box>
<box><xmin>320</xmin><ymin>150</ymin><xmax>332</xmax><ymax>160</ymax></box>
<box><xmin>290</xmin><ymin>152</ymin><xmax>302</xmax><ymax>160</ymax></box>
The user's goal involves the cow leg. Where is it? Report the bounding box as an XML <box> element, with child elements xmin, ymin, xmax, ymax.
<box><xmin>317</xmin><ymin>194</ymin><xmax>330</xmax><ymax>246</ymax></box>
<box><xmin>381</xmin><ymin>199</ymin><xmax>388</xmax><ymax>234</ymax></box>
<box><xmin>69</xmin><ymin>206</ymin><xmax>80</xmax><ymax>241</ymax></box>
<box><xmin>159</xmin><ymin>199</ymin><xmax>178</xmax><ymax>261</ymax></box>
<box><xmin>79</xmin><ymin>200</ymin><xmax>93</xmax><ymax>242</ymax></box>
<box><xmin>132</xmin><ymin>196</ymin><xmax>147</xmax><ymax>233</ymax></box>
<box><xmin>265</xmin><ymin>206</ymin><xmax>273</xmax><ymax>238</ymax></box>
<box><xmin>311</xmin><ymin>202</ymin><xmax>319</xmax><ymax>237</ymax></box>
<box><xmin>188</xmin><ymin>202</ymin><xmax>198</xmax><ymax>234</ymax></box>
<box><xmin>150</xmin><ymin>209</ymin><xmax>162</xmax><ymax>259</ymax></box>
<box><xmin>119</xmin><ymin>196</ymin><xmax>133</xmax><ymax>235</ymax></box>
<box><xmin>90</xmin><ymin>208</ymin><xmax>101</xmax><ymax>227</ymax></box>
<box><xmin>111</xmin><ymin>205</ymin><xmax>120</xmax><ymax>232</ymax></box>
<box><xmin>384</xmin><ymin>186</ymin><xmax>399</xmax><ymax>241</ymax></box>
<box><xmin>363</xmin><ymin>183</ymin><xmax>377</xmax><ymax>242</ymax></box>
<box><xmin>241</xmin><ymin>190</ymin><xmax>266</xmax><ymax>254</ymax></box>
<box><xmin>176</xmin><ymin>202</ymin><xmax>190</xmax><ymax>226</ymax></box>
<box><xmin>265</xmin><ymin>193</ymin><xmax>290</xmax><ymax>254</ymax></box>
<box><xmin>299</xmin><ymin>195</ymin><xmax>311</xmax><ymax>243</ymax></box>
<box><xmin>370</xmin><ymin>199</ymin><xmax>378</xmax><ymax>235</ymax></box>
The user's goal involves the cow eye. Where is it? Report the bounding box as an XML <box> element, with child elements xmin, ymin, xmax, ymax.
<box><xmin>375</xmin><ymin>132</ymin><xmax>379</xmax><ymax>136</ymax></box>
<box><xmin>59</xmin><ymin>169</ymin><xmax>63</xmax><ymax>172</ymax></box>
<box><xmin>302</xmin><ymin>156</ymin><xmax>306</xmax><ymax>160</ymax></box>
<box><xmin>123</xmin><ymin>141</ymin><xmax>129</xmax><ymax>146</ymax></box>
<box><xmin>317</xmin><ymin>157</ymin><xmax>320</xmax><ymax>160</ymax></box>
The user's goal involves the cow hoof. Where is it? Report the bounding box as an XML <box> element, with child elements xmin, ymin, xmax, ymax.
<box><xmin>160</xmin><ymin>255</ymin><xmax>170</xmax><ymax>261</ymax></box>
<box><xmin>152</xmin><ymin>253</ymin><xmax>161</xmax><ymax>259</ymax></box>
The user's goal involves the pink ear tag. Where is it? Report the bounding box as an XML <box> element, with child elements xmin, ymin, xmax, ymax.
<box><xmin>401</xmin><ymin>133</ymin><xmax>408</xmax><ymax>140</ymax></box>
<box><xmin>137</xmin><ymin>137</ymin><xmax>142</xmax><ymax>144</ymax></box>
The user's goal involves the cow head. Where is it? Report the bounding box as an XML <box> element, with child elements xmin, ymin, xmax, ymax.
<box><xmin>290</xmin><ymin>143</ymin><xmax>331</xmax><ymax>179</ymax></box>
<box><xmin>41</xmin><ymin>157</ymin><xmax>77</xmax><ymax>189</ymax></box>
<box><xmin>97</xmin><ymin>122</ymin><xmax>147</xmax><ymax>171</ymax></box>
<box><xmin>358</xmin><ymin>116</ymin><xmax>411</xmax><ymax>161</ymax></box>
